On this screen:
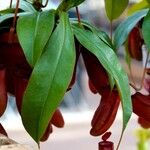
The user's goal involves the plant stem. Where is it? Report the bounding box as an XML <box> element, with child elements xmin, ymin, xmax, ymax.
<box><xmin>75</xmin><ymin>6</ymin><xmax>84</xmax><ymax>29</ymax></box>
<box><xmin>9</xmin><ymin>0</ymin><xmax>20</xmax><ymax>42</ymax></box>
<box><xmin>9</xmin><ymin>0</ymin><xmax>13</xmax><ymax>8</ymax></box>
<box><xmin>110</xmin><ymin>21</ymin><xmax>113</xmax><ymax>41</ymax></box>
<box><xmin>12</xmin><ymin>0</ymin><xmax>20</xmax><ymax>29</ymax></box>
<box><xmin>38</xmin><ymin>142</ymin><xmax>40</xmax><ymax>150</ymax></box>
<box><xmin>116</xmin><ymin>129</ymin><xmax>124</xmax><ymax>150</ymax></box>
<box><xmin>76</xmin><ymin>7</ymin><xmax>81</xmax><ymax>24</ymax></box>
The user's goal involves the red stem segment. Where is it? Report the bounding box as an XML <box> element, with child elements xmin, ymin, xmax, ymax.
<box><xmin>76</xmin><ymin>7</ymin><xmax>81</xmax><ymax>24</ymax></box>
<box><xmin>9</xmin><ymin>0</ymin><xmax>20</xmax><ymax>42</ymax></box>
<box><xmin>12</xmin><ymin>0</ymin><xmax>20</xmax><ymax>29</ymax></box>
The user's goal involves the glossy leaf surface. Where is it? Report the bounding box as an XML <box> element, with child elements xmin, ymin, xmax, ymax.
<box><xmin>114</xmin><ymin>9</ymin><xmax>148</xmax><ymax>49</ymax></box>
<box><xmin>104</xmin><ymin>0</ymin><xmax>128</xmax><ymax>21</ymax></box>
<box><xmin>142</xmin><ymin>9</ymin><xmax>150</xmax><ymax>51</ymax></box>
<box><xmin>0</xmin><ymin>1</ymin><xmax>36</xmax><ymax>14</ymax></box>
<box><xmin>21</xmin><ymin>12</ymin><xmax>75</xmax><ymax>142</ymax></box>
<box><xmin>0</xmin><ymin>12</ymin><xmax>31</xmax><ymax>24</ymax></box>
<box><xmin>71</xmin><ymin>20</ymin><xmax>115</xmax><ymax>88</ymax></box>
<box><xmin>17</xmin><ymin>10</ymin><xmax>55</xmax><ymax>66</ymax></box>
<box><xmin>72</xmin><ymin>24</ymin><xmax>132</xmax><ymax>133</ymax></box>
<box><xmin>70</xmin><ymin>19</ymin><xmax>112</xmax><ymax>47</ymax></box>
<box><xmin>13</xmin><ymin>0</ymin><xmax>36</xmax><ymax>12</ymax></box>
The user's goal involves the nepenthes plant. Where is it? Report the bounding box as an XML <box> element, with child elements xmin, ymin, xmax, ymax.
<box><xmin>0</xmin><ymin>0</ymin><xmax>150</xmax><ymax>149</ymax></box>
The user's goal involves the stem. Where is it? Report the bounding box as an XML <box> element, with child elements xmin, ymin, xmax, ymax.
<box><xmin>9</xmin><ymin>0</ymin><xmax>13</xmax><ymax>8</ymax></box>
<box><xmin>9</xmin><ymin>0</ymin><xmax>20</xmax><ymax>42</ymax></box>
<box><xmin>116</xmin><ymin>129</ymin><xmax>124</xmax><ymax>150</ymax></box>
<box><xmin>12</xmin><ymin>0</ymin><xmax>20</xmax><ymax>29</ymax></box>
<box><xmin>76</xmin><ymin>7</ymin><xmax>81</xmax><ymax>24</ymax></box>
<box><xmin>75</xmin><ymin>6</ymin><xmax>84</xmax><ymax>29</ymax></box>
<box><xmin>110</xmin><ymin>21</ymin><xmax>113</xmax><ymax>41</ymax></box>
<box><xmin>38</xmin><ymin>142</ymin><xmax>40</xmax><ymax>149</ymax></box>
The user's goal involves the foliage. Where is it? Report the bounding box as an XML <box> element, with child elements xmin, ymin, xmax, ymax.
<box><xmin>0</xmin><ymin>0</ymin><xmax>150</xmax><ymax>149</ymax></box>
<box><xmin>104</xmin><ymin>0</ymin><xmax>129</xmax><ymax>21</ymax></box>
<box><xmin>135</xmin><ymin>128</ymin><xmax>150</xmax><ymax>150</ymax></box>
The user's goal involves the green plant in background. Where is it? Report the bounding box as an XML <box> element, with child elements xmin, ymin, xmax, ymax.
<box><xmin>0</xmin><ymin>0</ymin><xmax>150</xmax><ymax>149</ymax></box>
<box><xmin>135</xmin><ymin>128</ymin><xmax>150</xmax><ymax>150</ymax></box>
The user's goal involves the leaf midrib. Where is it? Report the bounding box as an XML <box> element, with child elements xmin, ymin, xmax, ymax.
<box><xmin>32</xmin><ymin>12</ymin><xmax>40</xmax><ymax>65</ymax></box>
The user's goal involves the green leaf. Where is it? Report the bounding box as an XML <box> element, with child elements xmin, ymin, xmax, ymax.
<box><xmin>21</xmin><ymin>12</ymin><xmax>76</xmax><ymax>143</ymax></box>
<box><xmin>71</xmin><ymin>20</ymin><xmax>115</xmax><ymax>89</ymax></box>
<box><xmin>57</xmin><ymin>0</ymin><xmax>85</xmax><ymax>12</ymax></box>
<box><xmin>0</xmin><ymin>12</ymin><xmax>32</xmax><ymax>33</ymax></box>
<box><xmin>0</xmin><ymin>8</ymin><xmax>17</xmax><ymax>14</ymax></box>
<box><xmin>25</xmin><ymin>0</ymin><xmax>35</xmax><ymax>3</ymax></box>
<box><xmin>17</xmin><ymin>0</ymin><xmax>36</xmax><ymax>12</ymax></box>
<box><xmin>0</xmin><ymin>1</ymin><xmax>36</xmax><ymax>14</ymax></box>
<box><xmin>70</xmin><ymin>19</ymin><xmax>112</xmax><ymax>48</ymax></box>
<box><xmin>80</xmin><ymin>22</ymin><xmax>113</xmax><ymax>48</ymax></box>
<box><xmin>17</xmin><ymin>10</ymin><xmax>55</xmax><ymax>66</ymax></box>
<box><xmin>124</xmin><ymin>40</ymin><xmax>132</xmax><ymax>69</ymax></box>
<box><xmin>136</xmin><ymin>129</ymin><xmax>150</xmax><ymax>150</ymax></box>
<box><xmin>128</xmin><ymin>0</ymin><xmax>149</xmax><ymax>15</ymax></box>
<box><xmin>108</xmin><ymin>73</ymin><xmax>115</xmax><ymax>90</ymax></box>
<box><xmin>72</xmin><ymin>23</ymin><xmax>132</xmax><ymax>134</ymax></box>
<box><xmin>142</xmin><ymin>9</ymin><xmax>150</xmax><ymax>51</ymax></box>
<box><xmin>114</xmin><ymin>9</ymin><xmax>148</xmax><ymax>49</ymax></box>
<box><xmin>0</xmin><ymin>12</ymin><xmax>31</xmax><ymax>24</ymax></box>
<box><xmin>104</xmin><ymin>0</ymin><xmax>129</xmax><ymax>21</ymax></box>
<box><xmin>0</xmin><ymin>1</ymin><xmax>36</xmax><ymax>15</ymax></box>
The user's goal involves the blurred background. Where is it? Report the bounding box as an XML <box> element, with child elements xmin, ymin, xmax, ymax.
<box><xmin>0</xmin><ymin>0</ymin><xmax>149</xmax><ymax>149</ymax></box>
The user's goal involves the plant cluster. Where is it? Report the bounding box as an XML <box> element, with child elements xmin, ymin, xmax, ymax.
<box><xmin>0</xmin><ymin>0</ymin><xmax>150</xmax><ymax>149</ymax></box>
